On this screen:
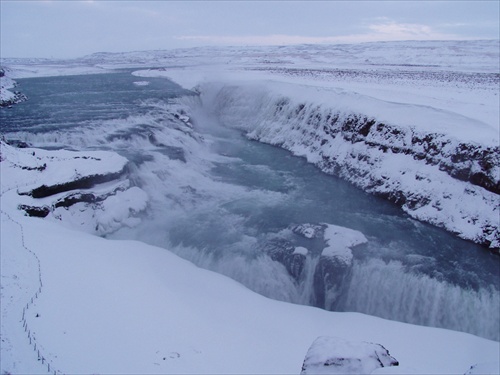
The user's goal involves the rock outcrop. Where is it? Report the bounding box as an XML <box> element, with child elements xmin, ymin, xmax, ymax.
<box><xmin>0</xmin><ymin>140</ymin><xmax>149</xmax><ymax>235</ymax></box>
<box><xmin>262</xmin><ymin>223</ymin><xmax>367</xmax><ymax>310</ymax></box>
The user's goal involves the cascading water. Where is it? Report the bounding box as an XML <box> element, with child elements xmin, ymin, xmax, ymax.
<box><xmin>1</xmin><ymin>71</ymin><xmax>498</xmax><ymax>341</ymax></box>
<box><xmin>343</xmin><ymin>258</ymin><xmax>500</xmax><ymax>340</ymax></box>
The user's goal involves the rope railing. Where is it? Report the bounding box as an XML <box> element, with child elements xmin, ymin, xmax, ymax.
<box><xmin>1</xmin><ymin>205</ymin><xmax>64</xmax><ymax>375</ymax></box>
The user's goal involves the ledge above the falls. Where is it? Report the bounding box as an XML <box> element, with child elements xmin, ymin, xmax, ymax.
<box><xmin>1</xmin><ymin>140</ymin><xmax>148</xmax><ymax>236</ymax></box>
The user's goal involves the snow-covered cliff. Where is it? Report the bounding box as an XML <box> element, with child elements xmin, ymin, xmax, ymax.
<box><xmin>186</xmin><ymin>81</ymin><xmax>499</xmax><ymax>251</ymax></box>
<box><xmin>0</xmin><ymin>140</ymin><xmax>148</xmax><ymax>235</ymax></box>
<box><xmin>0</xmin><ymin>68</ymin><xmax>27</xmax><ymax>107</ymax></box>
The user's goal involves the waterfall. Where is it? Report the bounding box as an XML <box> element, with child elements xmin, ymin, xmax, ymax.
<box><xmin>4</xmin><ymin>72</ymin><xmax>499</xmax><ymax>343</ymax></box>
<box><xmin>342</xmin><ymin>259</ymin><xmax>500</xmax><ymax>341</ymax></box>
<box><xmin>296</xmin><ymin>256</ymin><xmax>320</xmax><ymax>306</ymax></box>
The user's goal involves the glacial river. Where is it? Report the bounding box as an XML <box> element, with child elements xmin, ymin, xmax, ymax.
<box><xmin>1</xmin><ymin>71</ymin><xmax>498</xmax><ymax>340</ymax></box>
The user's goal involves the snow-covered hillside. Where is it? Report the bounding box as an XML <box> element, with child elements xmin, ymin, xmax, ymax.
<box><xmin>1</xmin><ymin>140</ymin><xmax>499</xmax><ymax>374</ymax></box>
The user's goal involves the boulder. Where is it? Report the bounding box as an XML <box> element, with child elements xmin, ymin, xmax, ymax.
<box><xmin>301</xmin><ymin>336</ymin><xmax>399</xmax><ymax>374</ymax></box>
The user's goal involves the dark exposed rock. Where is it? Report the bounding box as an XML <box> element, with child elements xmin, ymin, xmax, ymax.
<box><xmin>262</xmin><ymin>238</ymin><xmax>307</xmax><ymax>280</ymax></box>
<box><xmin>5</xmin><ymin>139</ymin><xmax>31</xmax><ymax>148</ymax></box>
<box><xmin>18</xmin><ymin>204</ymin><xmax>51</xmax><ymax>218</ymax></box>
<box><xmin>21</xmin><ymin>163</ymin><xmax>46</xmax><ymax>172</ymax></box>
<box><xmin>24</xmin><ymin>169</ymin><xmax>126</xmax><ymax>198</ymax></box>
<box><xmin>54</xmin><ymin>193</ymin><xmax>98</xmax><ymax>208</ymax></box>
<box><xmin>0</xmin><ymin>91</ymin><xmax>28</xmax><ymax>107</ymax></box>
<box><xmin>20</xmin><ymin>188</ymin><xmax>126</xmax><ymax>218</ymax></box>
<box><xmin>288</xmin><ymin>252</ymin><xmax>307</xmax><ymax>279</ymax></box>
<box><xmin>308</xmin><ymin>107</ymin><xmax>500</xmax><ymax>195</ymax></box>
<box><xmin>313</xmin><ymin>253</ymin><xmax>352</xmax><ymax>310</ymax></box>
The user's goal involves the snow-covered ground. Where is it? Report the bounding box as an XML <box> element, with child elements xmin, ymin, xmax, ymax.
<box><xmin>1</xmin><ymin>40</ymin><xmax>500</xmax><ymax>373</ymax></box>
<box><xmin>0</xmin><ymin>68</ymin><xmax>28</xmax><ymax>107</ymax></box>
<box><xmin>1</xmin><ymin>141</ymin><xmax>499</xmax><ymax>374</ymax></box>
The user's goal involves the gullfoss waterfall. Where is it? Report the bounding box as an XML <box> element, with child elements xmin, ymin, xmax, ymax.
<box><xmin>1</xmin><ymin>71</ymin><xmax>498</xmax><ymax>342</ymax></box>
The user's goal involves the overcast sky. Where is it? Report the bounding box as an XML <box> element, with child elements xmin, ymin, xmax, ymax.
<box><xmin>1</xmin><ymin>0</ymin><xmax>499</xmax><ymax>58</ymax></box>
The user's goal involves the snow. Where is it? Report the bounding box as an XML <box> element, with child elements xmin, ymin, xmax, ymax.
<box><xmin>3</xmin><ymin>63</ymin><xmax>113</xmax><ymax>79</ymax></box>
<box><xmin>0</xmin><ymin>141</ymin><xmax>149</xmax><ymax>236</ymax></box>
<box><xmin>1</xmin><ymin>141</ymin><xmax>128</xmax><ymax>190</ymax></box>
<box><xmin>0</xmin><ymin>74</ymin><xmax>16</xmax><ymax>103</ymax></box>
<box><xmin>1</xmin><ymin>40</ymin><xmax>500</xmax><ymax>374</ymax></box>
<box><xmin>0</xmin><ymin>68</ymin><xmax>27</xmax><ymax>106</ymax></box>
<box><xmin>5</xmin><ymin>40</ymin><xmax>498</xmax><ymax>134</ymax></box>
<box><xmin>1</xmin><ymin>133</ymin><xmax>500</xmax><ymax>375</ymax></box>
<box><xmin>293</xmin><ymin>246</ymin><xmax>309</xmax><ymax>256</ymax></box>
<box><xmin>321</xmin><ymin>224</ymin><xmax>368</xmax><ymax>265</ymax></box>
<box><xmin>301</xmin><ymin>336</ymin><xmax>398</xmax><ymax>374</ymax></box>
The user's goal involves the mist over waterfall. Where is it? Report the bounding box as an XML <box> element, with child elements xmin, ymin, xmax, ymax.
<box><xmin>2</xmin><ymin>71</ymin><xmax>499</xmax><ymax>342</ymax></box>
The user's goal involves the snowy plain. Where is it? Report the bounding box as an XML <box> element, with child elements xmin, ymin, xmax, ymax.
<box><xmin>1</xmin><ymin>40</ymin><xmax>500</xmax><ymax>374</ymax></box>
